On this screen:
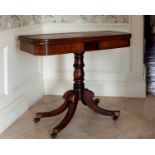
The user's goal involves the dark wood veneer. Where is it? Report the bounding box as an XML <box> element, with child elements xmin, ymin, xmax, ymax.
<box><xmin>19</xmin><ymin>31</ymin><xmax>131</xmax><ymax>55</ymax></box>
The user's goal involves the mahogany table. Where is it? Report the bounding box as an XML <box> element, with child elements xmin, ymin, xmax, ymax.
<box><xmin>18</xmin><ymin>31</ymin><xmax>131</xmax><ymax>138</ymax></box>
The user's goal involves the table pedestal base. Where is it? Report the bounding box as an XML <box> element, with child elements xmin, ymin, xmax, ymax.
<box><xmin>34</xmin><ymin>52</ymin><xmax>120</xmax><ymax>138</ymax></box>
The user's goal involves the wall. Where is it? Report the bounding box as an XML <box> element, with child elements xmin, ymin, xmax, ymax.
<box><xmin>0</xmin><ymin>15</ymin><xmax>42</xmax><ymax>30</ymax></box>
<box><xmin>0</xmin><ymin>15</ymin><xmax>128</xmax><ymax>30</ymax></box>
<box><xmin>0</xmin><ymin>25</ymin><xmax>44</xmax><ymax>133</ymax></box>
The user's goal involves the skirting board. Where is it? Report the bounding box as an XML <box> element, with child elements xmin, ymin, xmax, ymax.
<box><xmin>44</xmin><ymin>78</ymin><xmax>146</xmax><ymax>98</ymax></box>
<box><xmin>0</xmin><ymin>80</ymin><xmax>44</xmax><ymax>134</ymax></box>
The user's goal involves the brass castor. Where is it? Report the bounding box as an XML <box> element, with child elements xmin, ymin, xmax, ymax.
<box><xmin>113</xmin><ymin>111</ymin><xmax>120</xmax><ymax>121</ymax></box>
<box><xmin>113</xmin><ymin>116</ymin><xmax>119</xmax><ymax>121</ymax></box>
<box><xmin>50</xmin><ymin>128</ymin><xmax>60</xmax><ymax>139</ymax></box>
<box><xmin>93</xmin><ymin>98</ymin><xmax>100</xmax><ymax>105</ymax></box>
<box><xmin>34</xmin><ymin>117</ymin><xmax>40</xmax><ymax>123</ymax></box>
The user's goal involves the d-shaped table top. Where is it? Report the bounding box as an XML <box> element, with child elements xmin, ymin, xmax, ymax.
<box><xmin>18</xmin><ymin>31</ymin><xmax>131</xmax><ymax>55</ymax></box>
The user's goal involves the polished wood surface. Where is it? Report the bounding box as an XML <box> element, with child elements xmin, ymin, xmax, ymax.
<box><xmin>18</xmin><ymin>31</ymin><xmax>131</xmax><ymax>138</ymax></box>
<box><xmin>18</xmin><ymin>31</ymin><xmax>131</xmax><ymax>55</ymax></box>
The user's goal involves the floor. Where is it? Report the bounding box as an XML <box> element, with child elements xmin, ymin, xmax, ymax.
<box><xmin>1</xmin><ymin>95</ymin><xmax>155</xmax><ymax>139</ymax></box>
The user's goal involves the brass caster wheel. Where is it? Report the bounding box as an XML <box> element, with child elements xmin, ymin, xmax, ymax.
<box><xmin>50</xmin><ymin>128</ymin><xmax>60</xmax><ymax>139</ymax></box>
<box><xmin>34</xmin><ymin>117</ymin><xmax>40</xmax><ymax>123</ymax></box>
<box><xmin>113</xmin><ymin>116</ymin><xmax>119</xmax><ymax>121</ymax></box>
<box><xmin>93</xmin><ymin>98</ymin><xmax>100</xmax><ymax>105</ymax></box>
<box><xmin>51</xmin><ymin>133</ymin><xmax>57</xmax><ymax>139</ymax></box>
<box><xmin>113</xmin><ymin>111</ymin><xmax>120</xmax><ymax>121</ymax></box>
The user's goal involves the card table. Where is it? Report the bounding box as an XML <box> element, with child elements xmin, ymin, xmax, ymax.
<box><xmin>18</xmin><ymin>31</ymin><xmax>131</xmax><ymax>138</ymax></box>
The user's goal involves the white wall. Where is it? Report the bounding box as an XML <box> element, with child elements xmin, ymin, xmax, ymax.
<box><xmin>0</xmin><ymin>25</ymin><xmax>44</xmax><ymax>133</ymax></box>
<box><xmin>126</xmin><ymin>16</ymin><xmax>145</xmax><ymax>97</ymax></box>
<box><xmin>43</xmin><ymin>16</ymin><xmax>145</xmax><ymax>98</ymax></box>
